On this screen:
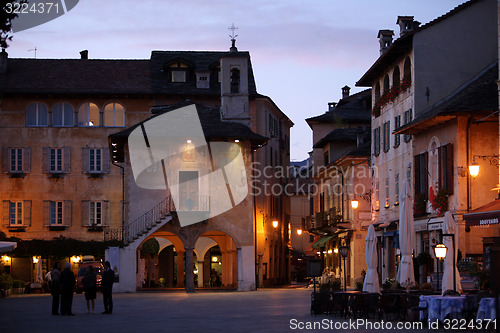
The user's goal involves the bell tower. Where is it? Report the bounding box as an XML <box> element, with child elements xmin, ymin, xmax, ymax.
<box><xmin>220</xmin><ymin>24</ymin><xmax>250</xmax><ymax>125</ymax></box>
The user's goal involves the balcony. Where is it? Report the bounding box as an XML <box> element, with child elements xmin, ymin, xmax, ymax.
<box><xmin>172</xmin><ymin>195</ymin><xmax>210</xmax><ymax>212</ymax></box>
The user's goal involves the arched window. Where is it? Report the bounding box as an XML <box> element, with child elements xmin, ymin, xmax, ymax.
<box><xmin>230</xmin><ymin>68</ymin><xmax>240</xmax><ymax>93</ymax></box>
<box><xmin>375</xmin><ymin>82</ymin><xmax>381</xmax><ymax>101</ymax></box>
<box><xmin>26</xmin><ymin>102</ymin><xmax>48</xmax><ymax>127</ymax></box>
<box><xmin>404</xmin><ymin>57</ymin><xmax>412</xmax><ymax>79</ymax></box>
<box><xmin>78</xmin><ymin>103</ymin><xmax>100</xmax><ymax>127</ymax></box>
<box><xmin>52</xmin><ymin>103</ymin><xmax>74</xmax><ymax>127</ymax></box>
<box><xmin>383</xmin><ymin>75</ymin><xmax>390</xmax><ymax>94</ymax></box>
<box><xmin>393</xmin><ymin>66</ymin><xmax>401</xmax><ymax>87</ymax></box>
<box><xmin>103</xmin><ymin>102</ymin><xmax>125</xmax><ymax>127</ymax></box>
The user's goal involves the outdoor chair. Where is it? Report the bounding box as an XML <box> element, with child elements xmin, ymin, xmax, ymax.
<box><xmin>310</xmin><ymin>292</ymin><xmax>322</xmax><ymax>315</ymax></box>
<box><xmin>332</xmin><ymin>293</ymin><xmax>350</xmax><ymax>318</ymax></box>
<box><xmin>310</xmin><ymin>291</ymin><xmax>332</xmax><ymax>315</ymax></box>
<box><xmin>380</xmin><ymin>293</ymin><xmax>408</xmax><ymax>321</ymax></box>
<box><xmin>348</xmin><ymin>293</ymin><xmax>367</xmax><ymax>319</ymax></box>
<box><xmin>364</xmin><ymin>293</ymin><xmax>380</xmax><ymax>319</ymax></box>
<box><xmin>461</xmin><ymin>294</ymin><xmax>477</xmax><ymax>321</ymax></box>
<box><xmin>406</xmin><ymin>294</ymin><xmax>427</xmax><ymax>322</ymax></box>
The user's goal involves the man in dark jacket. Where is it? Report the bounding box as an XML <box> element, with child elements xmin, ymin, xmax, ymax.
<box><xmin>50</xmin><ymin>262</ymin><xmax>61</xmax><ymax>315</ymax></box>
<box><xmin>102</xmin><ymin>261</ymin><xmax>115</xmax><ymax>314</ymax></box>
<box><xmin>60</xmin><ymin>262</ymin><xmax>75</xmax><ymax>315</ymax></box>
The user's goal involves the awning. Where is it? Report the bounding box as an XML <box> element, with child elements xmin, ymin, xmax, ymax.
<box><xmin>464</xmin><ymin>199</ymin><xmax>500</xmax><ymax>227</ymax></box>
<box><xmin>311</xmin><ymin>235</ymin><xmax>334</xmax><ymax>248</ymax></box>
<box><xmin>0</xmin><ymin>241</ymin><xmax>17</xmax><ymax>253</ymax></box>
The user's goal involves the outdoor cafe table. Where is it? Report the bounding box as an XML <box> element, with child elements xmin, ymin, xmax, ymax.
<box><xmin>419</xmin><ymin>295</ymin><xmax>466</xmax><ymax>322</ymax></box>
<box><xmin>476</xmin><ymin>298</ymin><xmax>499</xmax><ymax>321</ymax></box>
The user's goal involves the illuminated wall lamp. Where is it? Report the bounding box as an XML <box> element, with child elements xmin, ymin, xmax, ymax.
<box><xmin>469</xmin><ymin>159</ymin><xmax>479</xmax><ymax>178</ymax></box>
<box><xmin>272</xmin><ymin>220</ymin><xmax>279</xmax><ymax>228</ymax></box>
<box><xmin>297</xmin><ymin>228</ymin><xmax>302</xmax><ymax>235</ymax></box>
<box><xmin>351</xmin><ymin>200</ymin><xmax>359</xmax><ymax>209</ymax></box>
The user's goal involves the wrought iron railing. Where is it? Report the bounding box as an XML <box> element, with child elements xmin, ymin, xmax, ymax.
<box><xmin>124</xmin><ymin>196</ymin><xmax>173</xmax><ymax>244</ymax></box>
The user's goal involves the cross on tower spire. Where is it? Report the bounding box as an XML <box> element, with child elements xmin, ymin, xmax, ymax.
<box><xmin>228</xmin><ymin>23</ymin><xmax>238</xmax><ymax>52</ymax></box>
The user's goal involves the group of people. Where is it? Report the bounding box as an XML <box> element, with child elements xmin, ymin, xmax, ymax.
<box><xmin>49</xmin><ymin>261</ymin><xmax>115</xmax><ymax>315</ymax></box>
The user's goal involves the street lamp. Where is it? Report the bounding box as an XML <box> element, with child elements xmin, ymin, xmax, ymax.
<box><xmin>469</xmin><ymin>158</ymin><xmax>479</xmax><ymax>178</ymax></box>
<box><xmin>442</xmin><ymin>233</ymin><xmax>457</xmax><ymax>292</ymax></box>
<box><xmin>434</xmin><ymin>243</ymin><xmax>447</xmax><ymax>292</ymax></box>
<box><xmin>339</xmin><ymin>245</ymin><xmax>349</xmax><ymax>291</ymax></box>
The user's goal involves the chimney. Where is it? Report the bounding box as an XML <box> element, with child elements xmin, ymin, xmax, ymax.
<box><xmin>378</xmin><ymin>30</ymin><xmax>394</xmax><ymax>55</ymax></box>
<box><xmin>342</xmin><ymin>85</ymin><xmax>350</xmax><ymax>99</ymax></box>
<box><xmin>80</xmin><ymin>50</ymin><xmax>88</xmax><ymax>59</ymax></box>
<box><xmin>396</xmin><ymin>16</ymin><xmax>420</xmax><ymax>37</ymax></box>
<box><xmin>0</xmin><ymin>49</ymin><xmax>7</xmax><ymax>74</ymax></box>
<box><xmin>328</xmin><ymin>102</ymin><xmax>336</xmax><ymax>111</ymax></box>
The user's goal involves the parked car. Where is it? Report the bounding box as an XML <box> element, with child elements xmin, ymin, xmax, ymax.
<box><xmin>75</xmin><ymin>261</ymin><xmax>103</xmax><ymax>294</ymax></box>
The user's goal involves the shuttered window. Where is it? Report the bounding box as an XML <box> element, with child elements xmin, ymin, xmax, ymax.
<box><xmin>3</xmin><ymin>200</ymin><xmax>31</xmax><ymax>227</ymax></box>
<box><xmin>438</xmin><ymin>143</ymin><xmax>454</xmax><ymax>195</ymax></box>
<box><xmin>414</xmin><ymin>152</ymin><xmax>429</xmax><ymax>199</ymax></box>
<box><xmin>43</xmin><ymin>147</ymin><xmax>71</xmax><ymax>173</ymax></box>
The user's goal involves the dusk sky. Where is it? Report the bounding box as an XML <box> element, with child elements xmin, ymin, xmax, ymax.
<box><xmin>7</xmin><ymin>0</ymin><xmax>462</xmax><ymax>161</ymax></box>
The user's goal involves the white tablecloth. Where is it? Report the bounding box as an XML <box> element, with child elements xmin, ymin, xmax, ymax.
<box><xmin>419</xmin><ymin>295</ymin><xmax>466</xmax><ymax>322</ymax></box>
<box><xmin>476</xmin><ymin>298</ymin><xmax>498</xmax><ymax>321</ymax></box>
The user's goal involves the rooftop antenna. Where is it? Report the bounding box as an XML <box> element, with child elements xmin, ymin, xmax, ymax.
<box><xmin>28</xmin><ymin>47</ymin><xmax>37</xmax><ymax>59</ymax></box>
<box><xmin>228</xmin><ymin>23</ymin><xmax>238</xmax><ymax>52</ymax></box>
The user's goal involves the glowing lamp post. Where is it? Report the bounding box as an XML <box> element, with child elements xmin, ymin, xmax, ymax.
<box><xmin>339</xmin><ymin>245</ymin><xmax>349</xmax><ymax>291</ymax></box>
<box><xmin>434</xmin><ymin>243</ymin><xmax>447</xmax><ymax>292</ymax></box>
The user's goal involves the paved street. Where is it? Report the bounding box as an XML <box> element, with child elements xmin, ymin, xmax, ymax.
<box><xmin>0</xmin><ymin>288</ymin><xmax>448</xmax><ymax>333</ymax></box>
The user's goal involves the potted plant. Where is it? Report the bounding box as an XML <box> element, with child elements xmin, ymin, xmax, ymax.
<box><xmin>430</xmin><ymin>188</ymin><xmax>448</xmax><ymax>216</ymax></box>
<box><xmin>12</xmin><ymin>279</ymin><xmax>24</xmax><ymax>294</ymax></box>
<box><xmin>0</xmin><ymin>274</ymin><xmax>13</xmax><ymax>297</ymax></box>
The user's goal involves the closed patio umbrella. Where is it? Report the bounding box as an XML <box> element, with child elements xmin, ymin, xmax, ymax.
<box><xmin>397</xmin><ymin>180</ymin><xmax>415</xmax><ymax>287</ymax></box>
<box><xmin>35</xmin><ymin>256</ymin><xmax>43</xmax><ymax>283</ymax></box>
<box><xmin>363</xmin><ymin>224</ymin><xmax>380</xmax><ymax>293</ymax></box>
<box><xmin>441</xmin><ymin>211</ymin><xmax>462</xmax><ymax>294</ymax></box>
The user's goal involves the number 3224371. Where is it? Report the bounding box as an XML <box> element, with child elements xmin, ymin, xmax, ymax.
<box><xmin>442</xmin><ymin>319</ymin><xmax>496</xmax><ymax>330</ymax></box>
<box><xmin>4</xmin><ymin>2</ymin><xmax>60</xmax><ymax>15</ymax></box>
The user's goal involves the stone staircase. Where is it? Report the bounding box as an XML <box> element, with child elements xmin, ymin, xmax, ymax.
<box><xmin>123</xmin><ymin>196</ymin><xmax>173</xmax><ymax>245</ymax></box>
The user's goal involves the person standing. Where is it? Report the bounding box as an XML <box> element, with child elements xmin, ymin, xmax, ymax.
<box><xmin>82</xmin><ymin>265</ymin><xmax>97</xmax><ymax>314</ymax></box>
<box><xmin>60</xmin><ymin>262</ymin><xmax>75</xmax><ymax>315</ymax></box>
<box><xmin>50</xmin><ymin>262</ymin><xmax>61</xmax><ymax>315</ymax></box>
<box><xmin>102</xmin><ymin>261</ymin><xmax>115</xmax><ymax>314</ymax></box>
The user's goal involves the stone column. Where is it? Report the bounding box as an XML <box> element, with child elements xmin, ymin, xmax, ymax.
<box><xmin>185</xmin><ymin>248</ymin><xmax>195</xmax><ymax>292</ymax></box>
<box><xmin>197</xmin><ymin>260</ymin><xmax>204</xmax><ymax>288</ymax></box>
<box><xmin>258</xmin><ymin>254</ymin><xmax>264</xmax><ymax>288</ymax></box>
<box><xmin>237</xmin><ymin>246</ymin><xmax>256</xmax><ymax>291</ymax></box>
<box><xmin>176</xmin><ymin>250</ymin><xmax>185</xmax><ymax>288</ymax></box>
